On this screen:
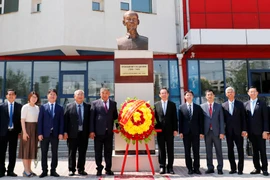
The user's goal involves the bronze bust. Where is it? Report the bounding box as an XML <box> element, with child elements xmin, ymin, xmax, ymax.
<box><xmin>117</xmin><ymin>11</ymin><xmax>148</xmax><ymax>50</ymax></box>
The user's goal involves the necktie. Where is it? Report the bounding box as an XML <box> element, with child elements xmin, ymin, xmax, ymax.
<box><xmin>229</xmin><ymin>102</ymin><xmax>234</xmax><ymax>115</ymax></box>
<box><xmin>9</xmin><ymin>103</ymin><xmax>13</xmax><ymax>128</ymax></box>
<box><xmin>163</xmin><ymin>101</ymin><xmax>166</xmax><ymax>115</ymax></box>
<box><xmin>251</xmin><ymin>101</ymin><xmax>256</xmax><ymax>115</ymax></box>
<box><xmin>78</xmin><ymin>104</ymin><xmax>83</xmax><ymax>126</ymax></box>
<box><xmin>209</xmin><ymin>103</ymin><xmax>212</xmax><ymax>117</ymax></box>
<box><xmin>209</xmin><ymin>103</ymin><xmax>212</xmax><ymax>129</ymax></box>
<box><xmin>188</xmin><ymin>104</ymin><xmax>192</xmax><ymax>120</ymax></box>
<box><xmin>50</xmin><ymin>104</ymin><xmax>54</xmax><ymax>118</ymax></box>
<box><xmin>104</xmin><ymin>101</ymin><xmax>108</xmax><ymax>113</ymax></box>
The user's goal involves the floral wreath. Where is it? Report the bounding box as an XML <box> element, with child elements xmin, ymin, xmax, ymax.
<box><xmin>116</xmin><ymin>98</ymin><xmax>156</xmax><ymax>144</ymax></box>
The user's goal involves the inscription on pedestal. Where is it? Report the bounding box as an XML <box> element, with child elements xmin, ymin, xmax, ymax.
<box><xmin>120</xmin><ymin>64</ymin><xmax>148</xmax><ymax>76</ymax></box>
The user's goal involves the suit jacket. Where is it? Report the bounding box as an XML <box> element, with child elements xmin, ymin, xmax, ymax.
<box><xmin>201</xmin><ymin>102</ymin><xmax>225</xmax><ymax>136</ymax></box>
<box><xmin>38</xmin><ymin>103</ymin><xmax>64</xmax><ymax>138</ymax></box>
<box><xmin>64</xmin><ymin>102</ymin><xmax>91</xmax><ymax>138</ymax></box>
<box><xmin>222</xmin><ymin>99</ymin><xmax>247</xmax><ymax>136</ymax></box>
<box><xmin>179</xmin><ymin>103</ymin><xmax>204</xmax><ymax>135</ymax></box>
<box><xmin>90</xmin><ymin>99</ymin><xmax>118</xmax><ymax>136</ymax></box>
<box><xmin>154</xmin><ymin>100</ymin><xmax>178</xmax><ymax>135</ymax></box>
<box><xmin>0</xmin><ymin>101</ymin><xmax>22</xmax><ymax>136</ymax></box>
<box><xmin>244</xmin><ymin>99</ymin><xmax>269</xmax><ymax>135</ymax></box>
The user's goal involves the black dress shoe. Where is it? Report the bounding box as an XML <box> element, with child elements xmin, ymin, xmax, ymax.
<box><xmin>188</xmin><ymin>169</ymin><xmax>193</xmax><ymax>174</ymax></box>
<box><xmin>68</xmin><ymin>171</ymin><xmax>75</xmax><ymax>176</ymax></box>
<box><xmin>7</xmin><ymin>172</ymin><xmax>17</xmax><ymax>177</ymax></box>
<box><xmin>250</xmin><ymin>169</ymin><xmax>260</xmax><ymax>174</ymax></box>
<box><xmin>159</xmin><ymin>168</ymin><xmax>165</xmax><ymax>174</ymax></box>
<box><xmin>96</xmin><ymin>170</ymin><xmax>102</xmax><ymax>176</ymax></box>
<box><xmin>218</xmin><ymin>170</ymin><xmax>223</xmax><ymax>175</ymax></box>
<box><xmin>105</xmin><ymin>170</ymin><xmax>114</xmax><ymax>175</ymax></box>
<box><xmin>263</xmin><ymin>171</ymin><xmax>269</xmax><ymax>176</ymax></box>
<box><xmin>194</xmin><ymin>169</ymin><xmax>201</xmax><ymax>174</ymax></box>
<box><xmin>238</xmin><ymin>171</ymin><xmax>243</xmax><ymax>175</ymax></box>
<box><xmin>50</xmin><ymin>171</ymin><xmax>60</xmax><ymax>177</ymax></box>
<box><xmin>78</xmin><ymin>171</ymin><xmax>88</xmax><ymax>176</ymax></box>
<box><xmin>39</xmin><ymin>172</ymin><xmax>48</xmax><ymax>178</ymax></box>
<box><xmin>229</xmin><ymin>170</ymin><xmax>237</xmax><ymax>174</ymax></box>
<box><xmin>167</xmin><ymin>168</ymin><xmax>175</xmax><ymax>174</ymax></box>
<box><xmin>205</xmin><ymin>169</ymin><xmax>214</xmax><ymax>174</ymax></box>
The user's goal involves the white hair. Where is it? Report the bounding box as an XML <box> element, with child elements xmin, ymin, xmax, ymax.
<box><xmin>74</xmin><ymin>89</ymin><xmax>84</xmax><ymax>95</ymax></box>
<box><xmin>225</xmin><ymin>87</ymin><xmax>235</xmax><ymax>93</ymax></box>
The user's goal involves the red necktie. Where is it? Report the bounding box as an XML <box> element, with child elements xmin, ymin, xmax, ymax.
<box><xmin>209</xmin><ymin>103</ymin><xmax>212</xmax><ymax>117</ymax></box>
<box><xmin>209</xmin><ymin>104</ymin><xmax>212</xmax><ymax>129</ymax></box>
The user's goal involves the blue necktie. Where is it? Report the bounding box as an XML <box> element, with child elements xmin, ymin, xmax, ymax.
<box><xmin>50</xmin><ymin>104</ymin><xmax>54</xmax><ymax>118</ymax></box>
<box><xmin>78</xmin><ymin>104</ymin><xmax>83</xmax><ymax>126</ymax></box>
<box><xmin>9</xmin><ymin>103</ymin><xmax>13</xmax><ymax>128</ymax></box>
<box><xmin>251</xmin><ymin>101</ymin><xmax>256</xmax><ymax>115</ymax></box>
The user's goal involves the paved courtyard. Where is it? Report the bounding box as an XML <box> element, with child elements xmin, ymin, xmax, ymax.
<box><xmin>1</xmin><ymin>158</ymin><xmax>269</xmax><ymax>179</ymax></box>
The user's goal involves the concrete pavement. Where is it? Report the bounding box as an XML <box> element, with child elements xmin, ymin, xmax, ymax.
<box><xmin>1</xmin><ymin>157</ymin><xmax>269</xmax><ymax>179</ymax></box>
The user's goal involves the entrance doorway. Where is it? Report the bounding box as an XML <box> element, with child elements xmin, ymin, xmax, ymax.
<box><xmin>250</xmin><ymin>71</ymin><xmax>270</xmax><ymax>94</ymax></box>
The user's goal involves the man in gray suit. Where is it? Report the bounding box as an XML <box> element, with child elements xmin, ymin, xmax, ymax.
<box><xmin>201</xmin><ymin>89</ymin><xmax>225</xmax><ymax>175</ymax></box>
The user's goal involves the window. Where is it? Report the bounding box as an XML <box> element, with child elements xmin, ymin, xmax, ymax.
<box><xmin>31</xmin><ymin>0</ymin><xmax>42</xmax><ymax>13</ymax></box>
<box><xmin>88</xmin><ymin>61</ymin><xmax>114</xmax><ymax>97</ymax></box>
<box><xmin>92</xmin><ymin>0</ymin><xmax>104</xmax><ymax>11</ymax></box>
<box><xmin>2</xmin><ymin>0</ymin><xmax>19</xmax><ymax>14</ymax></box>
<box><xmin>224</xmin><ymin>60</ymin><xmax>247</xmax><ymax>94</ymax></box>
<box><xmin>34</xmin><ymin>62</ymin><xmax>59</xmax><ymax>97</ymax></box>
<box><xmin>0</xmin><ymin>0</ymin><xmax>3</xmax><ymax>14</ymax></box>
<box><xmin>199</xmin><ymin>60</ymin><xmax>224</xmax><ymax>103</ymax></box>
<box><xmin>5</xmin><ymin>62</ymin><xmax>31</xmax><ymax>98</ymax></box>
<box><xmin>121</xmin><ymin>2</ymin><xmax>129</xmax><ymax>11</ymax></box>
<box><xmin>0</xmin><ymin>62</ymin><xmax>4</xmax><ymax>100</ymax></box>
<box><xmin>131</xmin><ymin>0</ymin><xmax>152</xmax><ymax>13</ymax></box>
<box><xmin>37</xmin><ymin>3</ymin><xmax>41</xmax><ymax>12</ymax></box>
<box><xmin>61</xmin><ymin>61</ymin><xmax>87</xmax><ymax>71</ymax></box>
<box><xmin>120</xmin><ymin>0</ymin><xmax>155</xmax><ymax>13</ymax></box>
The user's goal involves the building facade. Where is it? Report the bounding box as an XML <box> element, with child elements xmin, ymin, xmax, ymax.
<box><xmin>0</xmin><ymin>0</ymin><xmax>183</xmax><ymax>107</ymax></box>
<box><xmin>182</xmin><ymin>0</ymin><xmax>270</xmax><ymax>104</ymax></box>
<box><xmin>2</xmin><ymin>0</ymin><xmax>270</xmax><ymax>107</ymax></box>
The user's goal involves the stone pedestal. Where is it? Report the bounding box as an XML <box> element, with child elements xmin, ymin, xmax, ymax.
<box><xmin>113</xmin><ymin>50</ymin><xmax>158</xmax><ymax>172</ymax></box>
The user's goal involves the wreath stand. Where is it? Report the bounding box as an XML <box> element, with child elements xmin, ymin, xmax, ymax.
<box><xmin>114</xmin><ymin>129</ymin><xmax>162</xmax><ymax>175</ymax></box>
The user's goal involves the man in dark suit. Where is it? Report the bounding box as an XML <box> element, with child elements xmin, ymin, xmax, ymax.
<box><xmin>0</xmin><ymin>89</ymin><xmax>22</xmax><ymax>177</ymax></box>
<box><xmin>38</xmin><ymin>89</ymin><xmax>64</xmax><ymax>178</ymax></box>
<box><xmin>154</xmin><ymin>88</ymin><xmax>178</xmax><ymax>174</ymax></box>
<box><xmin>244</xmin><ymin>86</ymin><xmax>269</xmax><ymax>176</ymax></box>
<box><xmin>64</xmin><ymin>90</ymin><xmax>90</xmax><ymax>176</ymax></box>
<box><xmin>222</xmin><ymin>87</ymin><xmax>247</xmax><ymax>175</ymax></box>
<box><xmin>179</xmin><ymin>90</ymin><xmax>204</xmax><ymax>175</ymax></box>
<box><xmin>201</xmin><ymin>89</ymin><xmax>224</xmax><ymax>175</ymax></box>
<box><xmin>90</xmin><ymin>88</ymin><xmax>118</xmax><ymax>176</ymax></box>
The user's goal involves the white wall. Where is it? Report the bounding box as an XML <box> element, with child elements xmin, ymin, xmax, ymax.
<box><xmin>0</xmin><ymin>0</ymin><xmax>177</xmax><ymax>55</ymax></box>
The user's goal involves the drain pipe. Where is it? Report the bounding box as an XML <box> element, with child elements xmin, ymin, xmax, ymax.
<box><xmin>175</xmin><ymin>0</ymin><xmax>185</xmax><ymax>104</ymax></box>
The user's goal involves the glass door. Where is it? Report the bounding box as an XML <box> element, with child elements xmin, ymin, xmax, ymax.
<box><xmin>250</xmin><ymin>70</ymin><xmax>270</xmax><ymax>94</ymax></box>
<box><xmin>59</xmin><ymin>71</ymin><xmax>87</xmax><ymax>108</ymax></box>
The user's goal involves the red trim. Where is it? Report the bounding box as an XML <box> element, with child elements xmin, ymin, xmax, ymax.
<box><xmin>182</xmin><ymin>54</ymin><xmax>188</xmax><ymax>92</ymax></box>
<box><xmin>0</xmin><ymin>55</ymin><xmax>114</xmax><ymax>61</ymax></box>
<box><xmin>0</xmin><ymin>54</ymin><xmax>177</xmax><ymax>61</ymax></box>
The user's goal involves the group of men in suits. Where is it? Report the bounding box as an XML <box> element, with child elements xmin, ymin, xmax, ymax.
<box><xmin>1</xmin><ymin>86</ymin><xmax>269</xmax><ymax>177</ymax></box>
<box><xmin>178</xmin><ymin>86</ymin><xmax>269</xmax><ymax>176</ymax></box>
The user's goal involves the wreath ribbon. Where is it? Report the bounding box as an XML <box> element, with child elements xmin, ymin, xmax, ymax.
<box><xmin>120</xmin><ymin>100</ymin><xmax>146</xmax><ymax>125</ymax></box>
